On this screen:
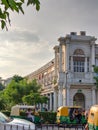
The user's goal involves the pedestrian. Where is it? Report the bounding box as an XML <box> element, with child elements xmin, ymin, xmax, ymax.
<box><xmin>26</xmin><ymin>108</ymin><xmax>35</xmax><ymax>122</ymax></box>
<box><xmin>85</xmin><ymin>108</ymin><xmax>90</xmax><ymax>120</ymax></box>
<box><xmin>85</xmin><ymin>123</ymin><xmax>89</xmax><ymax>130</ymax></box>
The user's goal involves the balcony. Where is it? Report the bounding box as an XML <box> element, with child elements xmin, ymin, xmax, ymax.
<box><xmin>68</xmin><ymin>72</ymin><xmax>95</xmax><ymax>84</ymax></box>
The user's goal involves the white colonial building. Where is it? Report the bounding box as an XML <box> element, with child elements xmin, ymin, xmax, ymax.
<box><xmin>26</xmin><ymin>31</ymin><xmax>98</xmax><ymax>111</ymax></box>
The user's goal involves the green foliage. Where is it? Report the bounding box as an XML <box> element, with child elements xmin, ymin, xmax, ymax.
<box><xmin>1</xmin><ymin>75</ymin><xmax>48</xmax><ymax>109</ymax></box>
<box><xmin>0</xmin><ymin>92</ymin><xmax>7</xmax><ymax>110</ymax></box>
<box><xmin>39</xmin><ymin>111</ymin><xmax>57</xmax><ymax>124</ymax></box>
<box><xmin>27</xmin><ymin>0</ymin><xmax>40</xmax><ymax>10</ymax></box>
<box><xmin>2</xmin><ymin>110</ymin><xmax>10</xmax><ymax>116</ymax></box>
<box><xmin>94</xmin><ymin>66</ymin><xmax>98</xmax><ymax>88</ymax></box>
<box><xmin>20</xmin><ymin>110</ymin><xmax>27</xmax><ymax>116</ymax></box>
<box><xmin>0</xmin><ymin>0</ymin><xmax>40</xmax><ymax>30</ymax></box>
<box><xmin>3</xmin><ymin>79</ymin><xmax>26</xmax><ymax>105</ymax></box>
<box><xmin>22</xmin><ymin>93</ymin><xmax>48</xmax><ymax>105</ymax></box>
<box><xmin>0</xmin><ymin>82</ymin><xmax>5</xmax><ymax>90</ymax></box>
<box><xmin>12</xmin><ymin>75</ymin><xmax>24</xmax><ymax>82</ymax></box>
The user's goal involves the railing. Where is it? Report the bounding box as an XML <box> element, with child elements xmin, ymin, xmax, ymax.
<box><xmin>0</xmin><ymin>124</ymin><xmax>32</xmax><ymax>130</ymax></box>
<box><xmin>35</xmin><ymin>124</ymin><xmax>86</xmax><ymax>130</ymax></box>
<box><xmin>0</xmin><ymin>124</ymin><xmax>86</xmax><ymax>130</ymax></box>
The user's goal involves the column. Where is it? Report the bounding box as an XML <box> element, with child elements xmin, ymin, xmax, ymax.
<box><xmin>63</xmin><ymin>88</ymin><xmax>66</xmax><ymax>106</ymax></box>
<box><xmin>65</xmin><ymin>41</ymin><xmax>69</xmax><ymax>71</ymax></box>
<box><xmin>54</xmin><ymin>89</ymin><xmax>58</xmax><ymax>111</ymax></box>
<box><xmin>58</xmin><ymin>87</ymin><xmax>63</xmax><ymax>107</ymax></box>
<box><xmin>64</xmin><ymin>72</ymin><xmax>69</xmax><ymax>106</ymax></box>
<box><xmin>85</xmin><ymin>57</ymin><xmax>87</xmax><ymax>72</ymax></box>
<box><xmin>92</xmin><ymin>87</ymin><xmax>96</xmax><ymax>105</ymax></box>
<box><xmin>91</xmin><ymin>43</ymin><xmax>95</xmax><ymax>72</ymax></box>
<box><xmin>50</xmin><ymin>93</ymin><xmax>52</xmax><ymax>111</ymax></box>
<box><xmin>59</xmin><ymin>44</ymin><xmax>62</xmax><ymax>72</ymax></box>
<box><xmin>71</xmin><ymin>56</ymin><xmax>73</xmax><ymax>71</ymax></box>
<box><xmin>54</xmin><ymin>46</ymin><xmax>59</xmax><ymax>77</ymax></box>
<box><xmin>66</xmin><ymin>87</ymin><xmax>70</xmax><ymax>106</ymax></box>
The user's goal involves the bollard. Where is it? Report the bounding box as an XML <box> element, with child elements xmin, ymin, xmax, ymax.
<box><xmin>23</xmin><ymin>125</ymin><xmax>24</xmax><ymax>130</ymax></box>
<box><xmin>17</xmin><ymin>125</ymin><xmax>18</xmax><ymax>130</ymax></box>
<box><xmin>58</xmin><ymin>124</ymin><xmax>59</xmax><ymax>130</ymax></box>
<box><xmin>28</xmin><ymin>125</ymin><xmax>30</xmax><ymax>130</ymax></box>
<box><xmin>52</xmin><ymin>124</ymin><xmax>54</xmax><ymax>130</ymax></box>
<box><xmin>4</xmin><ymin>125</ymin><xmax>6</xmax><ymax>130</ymax></box>
<box><xmin>10</xmin><ymin>125</ymin><xmax>12</xmax><ymax>130</ymax></box>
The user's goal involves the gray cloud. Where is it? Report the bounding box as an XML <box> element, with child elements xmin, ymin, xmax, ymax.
<box><xmin>1</xmin><ymin>0</ymin><xmax>98</xmax><ymax>79</ymax></box>
<box><xmin>0</xmin><ymin>29</ymin><xmax>39</xmax><ymax>43</ymax></box>
<box><xmin>0</xmin><ymin>29</ymin><xmax>53</xmax><ymax>79</ymax></box>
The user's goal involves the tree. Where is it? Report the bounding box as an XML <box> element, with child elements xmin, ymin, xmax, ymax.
<box><xmin>0</xmin><ymin>91</ymin><xmax>7</xmax><ymax>110</ymax></box>
<box><xmin>0</xmin><ymin>82</ymin><xmax>5</xmax><ymax>90</ymax></box>
<box><xmin>94</xmin><ymin>66</ymin><xmax>98</xmax><ymax>88</ymax></box>
<box><xmin>3</xmin><ymin>78</ymin><xmax>26</xmax><ymax>106</ymax></box>
<box><xmin>2</xmin><ymin>75</ymin><xmax>48</xmax><ymax>109</ymax></box>
<box><xmin>22</xmin><ymin>93</ymin><xmax>48</xmax><ymax>105</ymax></box>
<box><xmin>0</xmin><ymin>0</ymin><xmax>40</xmax><ymax>30</ymax></box>
<box><xmin>12</xmin><ymin>75</ymin><xmax>24</xmax><ymax>82</ymax></box>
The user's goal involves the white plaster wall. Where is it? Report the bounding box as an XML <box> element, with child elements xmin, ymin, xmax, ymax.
<box><xmin>95</xmin><ymin>58</ymin><xmax>98</xmax><ymax>66</ymax></box>
<box><xmin>69</xmin><ymin>88</ymin><xmax>92</xmax><ymax>109</ymax></box>
<box><xmin>96</xmin><ymin>90</ymin><xmax>98</xmax><ymax>104</ymax></box>
<box><xmin>69</xmin><ymin>42</ymin><xmax>91</xmax><ymax>56</ymax></box>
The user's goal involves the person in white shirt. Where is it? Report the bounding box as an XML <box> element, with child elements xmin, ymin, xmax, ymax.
<box><xmin>26</xmin><ymin>108</ymin><xmax>34</xmax><ymax>122</ymax></box>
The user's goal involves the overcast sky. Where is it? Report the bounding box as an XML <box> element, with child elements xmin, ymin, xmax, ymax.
<box><xmin>0</xmin><ymin>0</ymin><xmax>98</xmax><ymax>79</ymax></box>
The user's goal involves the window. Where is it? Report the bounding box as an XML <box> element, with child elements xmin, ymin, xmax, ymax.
<box><xmin>73</xmin><ymin>49</ymin><xmax>85</xmax><ymax>72</ymax></box>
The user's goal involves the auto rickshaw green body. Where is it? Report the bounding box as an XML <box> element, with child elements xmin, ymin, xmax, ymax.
<box><xmin>10</xmin><ymin>105</ymin><xmax>41</xmax><ymax>124</ymax></box>
<box><xmin>56</xmin><ymin>106</ymin><xmax>86</xmax><ymax>125</ymax></box>
<box><xmin>88</xmin><ymin>105</ymin><xmax>98</xmax><ymax>130</ymax></box>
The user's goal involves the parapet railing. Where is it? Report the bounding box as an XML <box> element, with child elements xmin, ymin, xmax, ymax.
<box><xmin>35</xmin><ymin>123</ymin><xmax>86</xmax><ymax>130</ymax></box>
<box><xmin>0</xmin><ymin>123</ymin><xmax>86</xmax><ymax>130</ymax></box>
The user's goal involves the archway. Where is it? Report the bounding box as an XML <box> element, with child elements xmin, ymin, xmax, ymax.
<box><xmin>73</xmin><ymin>93</ymin><xmax>85</xmax><ymax>108</ymax></box>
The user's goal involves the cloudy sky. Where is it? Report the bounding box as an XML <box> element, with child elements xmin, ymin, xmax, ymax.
<box><xmin>0</xmin><ymin>0</ymin><xmax>98</xmax><ymax>79</ymax></box>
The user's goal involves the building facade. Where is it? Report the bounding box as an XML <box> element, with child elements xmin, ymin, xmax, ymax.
<box><xmin>26</xmin><ymin>31</ymin><xmax>98</xmax><ymax>111</ymax></box>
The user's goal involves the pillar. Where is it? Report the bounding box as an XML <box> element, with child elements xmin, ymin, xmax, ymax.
<box><xmin>54</xmin><ymin>89</ymin><xmax>58</xmax><ymax>111</ymax></box>
<box><xmin>59</xmin><ymin>44</ymin><xmax>63</xmax><ymax>72</ymax></box>
<box><xmin>58</xmin><ymin>87</ymin><xmax>63</xmax><ymax>107</ymax></box>
<box><xmin>92</xmin><ymin>87</ymin><xmax>96</xmax><ymax>105</ymax></box>
<box><xmin>50</xmin><ymin>93</ymin><xmax>52</xmax><ymax>111</ymax></box>
<box><xmin>85</xmin><ymin>57</ymin><xmax>87</xmax><ymax>72</ymax></box>
<box><xmin>71</xmin><ymin>56</ymin><xmax>73</xmax><ymax>71</ymax></box>
<box><xmin>66</xmin><ymin>87</ymin><xmax>70</xmax><ymax>106</ymax></box>
<box><xmin>91</xmin><ymin>43</ymin><xmax>95</xmax><ymax>72</ymax></box>
<box><xmin>65</xmin><ymin>40</ymin><xmax>69</xmax><ymax>71</ymax></box>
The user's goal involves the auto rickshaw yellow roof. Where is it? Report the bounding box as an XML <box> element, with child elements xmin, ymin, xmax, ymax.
<box><xmin>57</xmin><ymin>106</ymin><xmax>81</xmax><ymax>110</ymax></box>
<box><xmin>90</xmin><ymin>105</ymin><xmax>98</xmax><ymax>112</ymax></box>
<box><xmin>57</xmin><ymin>106</ymin><xmax>81</xmax><ymax>117</ymax></box>
<box><xmin>88</xmin><ymin>105</ymin><xmax>98</xmax><ymax>126</ymax></box>
<box><xmin>11</xmin><ymin>105</ymin><xmax>35</xmax><ymax>116</ymax></box>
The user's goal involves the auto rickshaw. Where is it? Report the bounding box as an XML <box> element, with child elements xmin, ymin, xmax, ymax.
<box><xmin>56</xmin><ymin>106</ymin><xmax>87</xmax><ymax>125</ymax></box>
<box><xmin>88</xmin><ymin>105</ymin><xmax>98</xmax><ymax>130</ymax></box>
<box><xmin>10</xmin><ymin>105</ymin><xmax>41</xmax><ymax>124</ymax></box>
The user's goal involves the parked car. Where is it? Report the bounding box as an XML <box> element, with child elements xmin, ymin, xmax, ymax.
<box><xmin>0</xmin><ymin>111</ymin><xmax>35</xmax><ymax>130</ymax></box>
